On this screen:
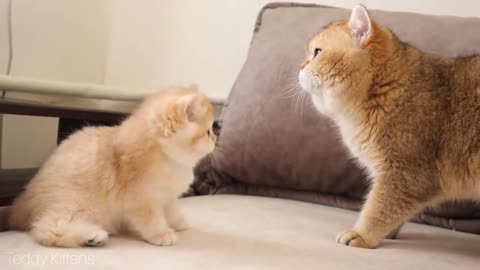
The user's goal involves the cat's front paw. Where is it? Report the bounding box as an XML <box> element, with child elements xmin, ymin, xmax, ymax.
<box><xmin>145</xmin><ymin>230</ymin><xmax>178</xmax><ymax>246</ymax></box>
<box><xmin>336</xmin><ymin>229</ymin><xmax>378</xmax><ymax>249</ymax></box>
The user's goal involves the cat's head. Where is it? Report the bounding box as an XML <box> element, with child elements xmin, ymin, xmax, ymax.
<box><xmin>299</xmin><ymin>5</ymin><xmax>394</xmax><ymax>116</ymax></box>
<box><xmin>144</xmin><ymin>86</ymin><xmax>216</xmax><ymax>165</ymax></box>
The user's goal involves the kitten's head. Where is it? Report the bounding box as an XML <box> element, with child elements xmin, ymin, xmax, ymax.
<box><xmin>144</xmin><ymin>86</ymin><xmax>216</xmax><ymax>165</ymax></box>
<box><xmin>299</xmin><ymin>5</ymin><xmax>394</xmax><ymax>116</ymax></box>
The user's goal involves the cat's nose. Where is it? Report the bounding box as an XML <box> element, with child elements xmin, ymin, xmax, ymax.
<box><xmin>301</xmin><ymin>60</ymin><xmax>310</xmax><ymax>69</ymax></box>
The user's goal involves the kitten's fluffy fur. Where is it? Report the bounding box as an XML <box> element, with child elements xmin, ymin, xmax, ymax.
<box><xmin>299</xmin><ymin>6</ymin><xmax>479</xmax><ymax>248</ymax></box>
<box><xmin>8</xmin><ymin>87</ymin><xmax>216</xmax><ymax>247</ymax></box>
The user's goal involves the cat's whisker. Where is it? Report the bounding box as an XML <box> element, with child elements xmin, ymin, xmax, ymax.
<box><xmin>285</xmin><ymin>78</ymin><xmax>300</xmax><ymax>88</ymax></box>
<box><xmin>281</xmin><ymin>89</ymin><xmax>301</xmax><ymax>99</ymax></box>
<box><xmin>278</xmin><ymin>80</ymin><xmax>303</xmax><ymax>99</ymax></box>
<box><xmin>293</xmin><ymin>88</ymin><xmax>305</xmax><ymax>115</ymax></box>
<box><xmin>279</xmin><ymin>87</ymin><xmax>301</xmax><ymax>100</ymax></box>
<box><xmin>298</xmin><ymin>89</ymin><xmax>309</xmax><ymax>118</ymax></box>
<box><xmin>298</xmin><ymin>90</ymin><xmax>309</xmax><ymax>118</ymax></box>
<box><xmin>280</xmin><ymin>80</ymin><xmax>308</xmax><ymax>115</ymax></box>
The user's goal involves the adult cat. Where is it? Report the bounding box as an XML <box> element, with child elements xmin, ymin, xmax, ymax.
<box><xmin>299</xmin><ymin>5</ymin><xmax>479</xmax><ymax>248</ymax></box>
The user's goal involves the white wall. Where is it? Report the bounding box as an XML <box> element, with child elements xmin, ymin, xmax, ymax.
<box><xmin>1</xmin><ymin>0</ymin><xmax>479</xmax><ymax>168</ymax></box>
<box><xmin>104</xmin><ymin>0</ymin><xmax>480</xmax><ymax>100</ymax></box>
<box><xmin>0</xmin><ymin>0</ymin><xmax>112</xmax><ymax>168</ymax></box>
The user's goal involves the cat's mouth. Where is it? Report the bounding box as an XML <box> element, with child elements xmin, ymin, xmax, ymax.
<box><xmin>298</xmin><ymin>69</ymin><xmax>322</xmax><ymax>94</ymax></box>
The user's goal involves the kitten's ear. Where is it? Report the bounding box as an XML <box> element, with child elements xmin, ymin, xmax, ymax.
<box><xmin>178</xmin><ymin>93</ymin><xmax>205</xmax><ymax>122</ymax></box>
<box><xmin>348</xmin><ymin>5</ymin><xmax>372</xmax><ymax>44</ymax></box>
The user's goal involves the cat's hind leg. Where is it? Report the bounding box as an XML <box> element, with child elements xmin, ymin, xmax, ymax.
<box><xmin>31</xmin><ymin>211</ymin><xmax>108</xmax><ymax>248</ymax></box>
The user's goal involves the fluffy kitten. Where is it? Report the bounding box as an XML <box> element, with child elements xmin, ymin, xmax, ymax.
<box><xmin>299</xmin><ymin>6</ymin><xmax>479</xmax><ymax>248</ymax></box>
<box><xmin>8</xmin><ymin>87</ymin><xmax>216</xmax><ymax>247</ymax></box>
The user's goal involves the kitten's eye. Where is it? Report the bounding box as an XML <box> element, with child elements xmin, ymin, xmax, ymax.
<box><xmin>207</xmin><ymin>130</ymin><xmax>211</xmax><ymax>136</ymax></box>
<box><xmin>313</xmin><ymin>48</ymin><xmax>322</xmax><ymax>58</ymax></box>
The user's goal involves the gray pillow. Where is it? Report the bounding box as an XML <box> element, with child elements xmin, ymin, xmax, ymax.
<box><xmin>190</xmin><ymin>3</ymin><xmax>480</xmax><ymax>234</ymax></box>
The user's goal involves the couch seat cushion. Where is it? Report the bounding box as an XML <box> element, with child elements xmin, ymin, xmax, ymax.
<box><xmin>0</xmin><ymin>195</ymin><xmax>478</xmax><ymax>269</ymax></box>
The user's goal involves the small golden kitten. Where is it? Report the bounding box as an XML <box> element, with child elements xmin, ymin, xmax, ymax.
<box><xmin>8</xmin><ymin>86</ymin><xmax>216</xmax><ymax>247</ymax></box>
<box><xmin>299</xmin><ymin>6</ymin><xmax>479</xmax><ymax>248</ymax></box>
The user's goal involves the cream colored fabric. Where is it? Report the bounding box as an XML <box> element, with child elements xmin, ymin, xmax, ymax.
<box><xmin>0</xmin><ymin>195</ymin><xmax>478</xmax><ymax>269</ymax></box>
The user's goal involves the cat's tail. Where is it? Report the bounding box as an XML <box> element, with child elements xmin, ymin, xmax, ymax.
<box><xmin>31</xmin><ymin>212</ymin><xmax>109</xmax><ymax>248</ymax></box>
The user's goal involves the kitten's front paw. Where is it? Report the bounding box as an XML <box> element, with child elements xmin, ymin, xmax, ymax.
<box><xmin>170</xmin><ymin>216</ymin><xmax>190</xmax><ymax>231</ymax></box>
<box><xmin>145</xmin><ymin>230</ymin><xmax>178</xmax><ymax>246</ymax></box>
<box><xmin>85</xmin><ymin>229</ymin><xmax>109</xmax><ymax>247</ymax></box>
<box><xmin>336</xmin><ymin>229</ymin><xmax>378</xmax><ymax>249</ymax></box>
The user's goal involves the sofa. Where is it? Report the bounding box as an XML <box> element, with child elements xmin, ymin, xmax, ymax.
<box><xmin>1</xmin><ymin>3</ymin><xmax>479</xmax><ymax>270</ymax></box>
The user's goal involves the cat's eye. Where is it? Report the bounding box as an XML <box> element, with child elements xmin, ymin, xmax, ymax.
<box><xmin>207</xmin><ymin>130</ymin><xmax>211</xmax><ymax>136</ymax></box>
<box><xmin>313</xmin><ymin>48</ymin><xmax>322</xmax><ymax>58</ymax></box>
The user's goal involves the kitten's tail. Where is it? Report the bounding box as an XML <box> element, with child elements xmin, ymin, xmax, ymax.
<box><xmin>30</xmin><ymin>213</ymin><xmax>109</xmax><ymax>248</ymax></box>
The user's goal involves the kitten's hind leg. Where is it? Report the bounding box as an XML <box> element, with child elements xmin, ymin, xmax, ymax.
<box><xmin>31</xmin><ymin>212</ymin><xmax>108</xmax><ymax>248</ymax></box>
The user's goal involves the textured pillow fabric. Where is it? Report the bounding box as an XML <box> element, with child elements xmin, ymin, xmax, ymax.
<box><xmin>190</xmin><ymin>3</ymin><xmax>480</xmax><ymax>233</ymax></box>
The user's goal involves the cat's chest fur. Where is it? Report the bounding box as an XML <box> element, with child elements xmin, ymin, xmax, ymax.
<box><xmin>336</xmin><ymin>115</ymin><xmax>382</xmax><ymax>178</ymax></box>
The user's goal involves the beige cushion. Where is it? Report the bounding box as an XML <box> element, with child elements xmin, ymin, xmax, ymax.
<box><xmin>0</xmin><ymin>195</ymin><xmax>478</xmax><ymax>269</ymax></box>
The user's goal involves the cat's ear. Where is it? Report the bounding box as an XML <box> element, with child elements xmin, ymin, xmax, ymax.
<box><xmin>348</xmin><ymin>5</ymin><xmax>372</xmax><ymax>44</ymax></box>
<box><xmin>179</xmin><ymin>93</ymin><xmax>205</xmax><ymax>122</ymax></box>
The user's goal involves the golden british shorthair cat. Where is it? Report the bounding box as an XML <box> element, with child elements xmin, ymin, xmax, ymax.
<box><xmin>299</xmin><ymin>5</ymin><xmax>479</xmax><ymax>248</ymax></box>
<box><xmin>8</xmin><ymin>86</ymin><xmax>216</xmax><ymax>247</ymax></box>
